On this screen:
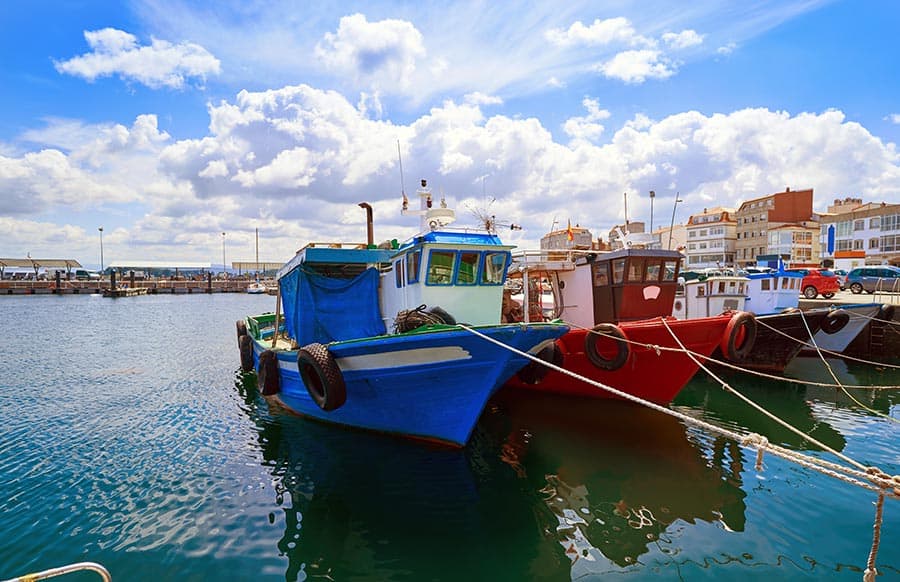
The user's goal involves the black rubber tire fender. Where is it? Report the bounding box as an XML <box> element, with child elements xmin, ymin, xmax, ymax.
<box><xmin>820</xmin><ymin>310</ymin><xmax>850</xmax><ymax>335</ymax></box>
<box><xmin>584</xmin><ymin>324</ymin><xmax>630</xmax><ymax>371</ymax></box>
<box><xmin>720</xmin><ymin>311</ymin><xmax>757</xmax><ymax>362</ymax></box>
<box><xmin>239</xmin><ymin>334</ymin><xmax>254</xmax><ymax>372</ymax></box>
<box><xmin>258</xmin><ymin>350</ymin><xmax>281</xmax><ymax>395</ymax></box>
<box><xmin>516</xmin><ymin>341</ymin><xmax>564</xmax><ymax>385</ymax></box>
<box><xmin>297</xmin><ymin>343</ymin><xmax>347</xmax><ymax>411</ymax></box>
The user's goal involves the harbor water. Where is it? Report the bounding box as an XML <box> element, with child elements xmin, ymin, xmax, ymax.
<box><xmin>0</xmin><ymin>294</ymin><xmax>898</xmax><ymax>581</ymax></box>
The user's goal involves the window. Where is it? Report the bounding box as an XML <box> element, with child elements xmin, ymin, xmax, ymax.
<box><xmin>394</xmin><ymin>259</ymin><xmax>404</xmax><ymax>288</ymax></box>
<box><xmin>627</xmin><ymin>259</ymin><xmax>645</xmax><ymax>282</ymax></box>
<box><xmin>663</xmin><ymin>260</ymin><xmax>679</xmax><ymax>280</ymax></box>
<box><xmin>881</xmin><ymin>214</ymin><xmax>900</xmax><ymax>231</ymax></box>
<box><xmin>612</xmin><ymin>259</ymin><xmax>626</xmax><ymax>283</ymax></box>
<box><xmin>406</xmin><ymin>250</ymin><xmax>421</xmax><ymax>284</ymax></box>
<box><xmin>481</xmin><ymin>252</ymin><xmax>508</xmax><ymax>285</ymax></box>
<box><xmin>761</xmin><ymin>279</ymin><xmax>771</xmax><ymax>291</ymax></box>
<box><xmin>852</xmin><ymin>239</ymin><xmax>863</xmax><ymax>250</ymax></box>
<box><xmin>854</xmin><ymin>219</ymin><xmax>865</xmax><ymax>231</ymax></box>
<box><xmin>646</xmin><ymin>262</ymin><xmax>661</xmax><ymax>282</ymax></box>
<box><xmin>426</xmin><ymin>250</ymin><xmax>456</xmax><ymax>285</ymax></box>
<box><xmin>593</xmin><ymin>263</ymin><xmax>610</xmax><ymax>286</ymax></box>
<box><xmin>457</xmin><ymin>251</ymin><xmax>480</xmax><ymax>285</ymax></box>
<box><xmin>870</xmin><ymin>217</ymin><xmax>881</xmax><ymax>229</ymax></box>
<box><xmin>869</xmin><ymin>238</ymin><xmax>880</xmax><ymax>250</ymax></box>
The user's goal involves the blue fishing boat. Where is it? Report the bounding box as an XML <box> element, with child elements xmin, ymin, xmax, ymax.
<box><xmin>237</xmin><ymin>181</ymin><xmax>568</xmax><ymax>447</ymax></box>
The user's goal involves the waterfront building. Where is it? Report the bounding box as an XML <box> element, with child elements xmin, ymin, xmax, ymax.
<box><xmin>735</xmin><ymin>187</ymin><xmax>816</xmax><ymax>268</ymax></box>
<box><xmin>817</xmin><ymin>198</ymin><xmax>900</xmax><ymax>269</ymax></box>
<box><xmin>684</xmin><ymin>207</ymin><xmax>736</xmax><ymax>269</ymax></box>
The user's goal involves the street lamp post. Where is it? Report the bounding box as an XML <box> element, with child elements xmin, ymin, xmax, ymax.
<box><xmin>221</xmin><ymin>232</ymin><xmax>226</xmax><ymax>277</ymax></box>
<box><xmin>668</xmin><ymin>194</ymin><xmax>683</xmax><ymax>250</ymax></box>
<box><xmin>98</xmin><ymin>227</ymin><xmax>104</xmax><ymax>272</ymax></box>
<box><xmin>649</xmin><ymin>190</ymin><xmax>655</xmax><ymax>233</ymax></box>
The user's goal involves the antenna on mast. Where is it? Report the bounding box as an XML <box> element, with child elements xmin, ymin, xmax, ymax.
<box><xmin>397</xmin><ymin>140</ymin><xmax>408</xmax><ymax>211</ymax></box>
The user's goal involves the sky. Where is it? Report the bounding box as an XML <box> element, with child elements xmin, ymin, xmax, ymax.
<box><xmin>2</xmin><ymin>0</ymin><xmax>900</xmax><ymax>269</ymax></box>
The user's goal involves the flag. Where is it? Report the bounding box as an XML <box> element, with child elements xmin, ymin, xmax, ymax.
<box><xmin>566</xmin><ymin>219</ymin><xmax>574</xmax><ymax>241</ymax></box>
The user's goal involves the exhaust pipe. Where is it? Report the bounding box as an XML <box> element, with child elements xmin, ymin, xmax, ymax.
<box><xmin>358</xmin><ymin>202</ymin><xmax>374</xmax><ymax>246</ymax></box>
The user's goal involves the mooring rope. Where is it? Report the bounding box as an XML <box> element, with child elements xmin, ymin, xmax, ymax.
<box><xmin>792</xmin><ymin>310</ymin><xmax>897</xmax><ymax>421</ymax></box>
<box><xmin>459</xmin><ymin>321</ymin><xmax>899</xmax><ymax>580</ymax></box>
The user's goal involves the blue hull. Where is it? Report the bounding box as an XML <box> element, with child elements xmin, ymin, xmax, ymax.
<box><xmin>251</xmin><ymin>324</ymin><xmax>567</xmax><ymax>447</ymax></box>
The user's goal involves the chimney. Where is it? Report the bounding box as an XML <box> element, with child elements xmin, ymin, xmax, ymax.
<box><xmin>785</xmin><ymin>187</ymin><xmax>790</xmax><ymax>192</ymax></box>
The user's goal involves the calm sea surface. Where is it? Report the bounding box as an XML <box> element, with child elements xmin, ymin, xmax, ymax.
<box><xmin>0</xmin><ymin>293</ymin><xmax>898</xmax><ymax>581</ymax></box>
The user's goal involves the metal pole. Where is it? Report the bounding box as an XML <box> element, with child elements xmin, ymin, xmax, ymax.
<box><xmin>221</xmin><ymin>232</ymin><xmax>226</xmax><ymax>276</ymax></box>
<box><xmin>98</xmin><ymin>227</ymin><xmax>104</xmax><ymax>272</ymax></box>
<box><xmin>668</xmin><ymin>193</ymin><xmax>683</xmax><ymax>250</ymax></box>
<box><xmin>649</xmin><ymin>190</ymin><xmax>655</xmax><ymax>233</ymax></box>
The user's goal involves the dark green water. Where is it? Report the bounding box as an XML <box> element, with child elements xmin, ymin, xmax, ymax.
<box><xmin>0</xmin><ymin>294</ymin><xmax>898</xmax><ymax>581</ymax></box>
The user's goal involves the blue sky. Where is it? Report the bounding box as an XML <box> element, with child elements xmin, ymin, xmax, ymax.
<box><xmin>2</xmin><ymin>0</ymin><xmax>899</xmax><ymax>267</ymax></box>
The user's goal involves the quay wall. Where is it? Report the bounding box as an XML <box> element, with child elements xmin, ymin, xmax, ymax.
<box><xmin>0</xmin><ymin>279</ymin><xmax>273</xmax><ymax>295</ymax></box>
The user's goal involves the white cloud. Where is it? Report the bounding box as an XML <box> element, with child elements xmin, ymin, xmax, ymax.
<box><xmin>545</xmin><ymin>17</ymin><xmax>651</xmax><ymax>48</ymax></box>
<box><xmin>662</xmin><ymin>30</ymin><xmax>704</xmax><ymax>50</ymax></box>
<box><xmin>54</xmin><ymin>28</ymin><xmax>220</xmax><ymax>89</ymax></box>
<box><xmin>717</xmin><ymin>42</ymin><xmax>738</xmax><ymax>55</ymax></box>
<box><xmin>888</xmin><ymin>114</ymin><xmax>900</xmax><ymax>124</ymax></box>
<box><xmin>597</xmin><ymin>50</ymin><xmax>676</xmax><ymax>83</ymax></box>
<box><xmin>563</xmin><ymin>98</ymin><xmax>611</xmax><ymax>143</ymax></box>
<box><xmin>464</xmin><ymin>92</ymin><xmax>503</xmax><ymax>106</ymax></box>
<box><xmin>314</xmin><ymin>14</ymin><xmax>426</xmax><ymax>93</ymax></box>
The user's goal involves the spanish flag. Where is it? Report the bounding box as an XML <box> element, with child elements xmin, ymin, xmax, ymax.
<box><xmin>566</xmin><ymin>219</ymin><xmax>574</xmax><ymax>241</ymax></box>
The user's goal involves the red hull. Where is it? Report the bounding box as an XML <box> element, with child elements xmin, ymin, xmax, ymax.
<box><xmin>504</xmin><ymin>314</ymin><xmax>733</xmax><ymax>404</ymax></box>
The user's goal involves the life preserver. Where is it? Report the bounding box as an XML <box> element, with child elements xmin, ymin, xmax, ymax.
<box><xmin>258</xmin><ymin>350</ymin><xmax>280</xmax><ymax>395</ymax></box>
<box><xmin>297</xmin><ymin>343</ymin><xmax>347</xmax><ymax>411</ymax></box>
<box><xmin>516</xmin><ymin>341</ymin><xmax>564</xmax><ymax>385</ymax></box>
<box><xmin>820</xmin><ymin>310</ymin><xmax>850</xmax><ymax>335</ymax></box>
<box><xmin>584</xmin><ymin>324</ymin><xmax>630</xmax><ymax>371</ymax></box>
<box><xmin>239</xmin><ymin>334</ymin><xmax>254</xmax><ymax>372</ymax></box>
<box><xmin>878</xmin><ymin>304</ymin><xmax>896</xmax><ymax>322</ymax></box>
<box><xmin>720</xmin><ymin>311</ymin><xmax>756</xmax><ymax>362</ymax></box>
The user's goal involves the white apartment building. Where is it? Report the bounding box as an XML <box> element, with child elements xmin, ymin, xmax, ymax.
<box><xmin>684</xmin><ymin>207</ymin><xmax>737</xmax><ymax>269</ymax></box>
<box><xmin>818</xmin><ymin>200</ymin><xmax>900</xmax><ymax>269</ymax></box>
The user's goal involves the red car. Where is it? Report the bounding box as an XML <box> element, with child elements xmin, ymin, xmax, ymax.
<box><xmin>787</xmin><ymin>268</ymin><xmax>841</xmax><ymax>299</ymax></box>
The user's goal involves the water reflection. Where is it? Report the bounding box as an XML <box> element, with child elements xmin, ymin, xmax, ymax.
<box><xmin>481</xmin><ymin>390</ymin><xmax>747</xmax><ymax>574</ymax></box>
<box><xmin>234</xmin><ymin>371</ymin><xmax>570</xmax><ymax>581</ymax></box>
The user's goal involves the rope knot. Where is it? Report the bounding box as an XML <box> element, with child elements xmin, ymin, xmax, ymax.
<box><xmin>742</xmin><ymin>433</ymin><xmax>768</xmax><ymax>447</ymax></box>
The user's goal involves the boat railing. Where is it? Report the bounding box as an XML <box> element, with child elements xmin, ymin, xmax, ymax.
<box><xmin>1</xmin><ymin>562</ymin><xmax>111</xmax><ymax>582</ymax></box>
<box><xmin>509</xmin><ymin>249</ymin><xmax>593</xmax><ymax>273</ymax></box>
<box><xmin>297</xmin><ymin>241</ymin><xmax>370</xmax><ymax>252</ymax></box>
<box><xmin>873</xmin><ymin>277</ymin><xmax>900</xmax><ymax>304</ymax></box>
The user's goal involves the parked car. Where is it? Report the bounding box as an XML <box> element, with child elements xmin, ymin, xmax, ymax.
<box><xmin>74</xmin><ymin>269</ymin><xmax>101</xmax><ymax>281</ymax></box>
<box><xmin>786</xmin><ymin>268</ymin><xmax>841</xmax><ymax>299</ymax></box>
<box><xmin>845</xmin><ymin>266</ymin><xmax>900</xmax><ymax>294</ymax></box>
<box><xmin>832</xmin><ymin>268</ymin><xmax>849</xmax><ymax>289</ymax></box>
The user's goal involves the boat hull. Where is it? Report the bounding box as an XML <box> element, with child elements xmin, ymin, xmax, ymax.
<box><xmin>251</xmin><ymin>323</ymin><xmax>568</xmax><ymax>447</ymax></box>
<box><xmin>716</xmin><ymin>308</ymin><xmax>829</xmax><ymax>373</ymax></box>
<box><xmin>503</xmin><ymin>314</ymin><xmax>734</xmax><ymax>404</ymax></box>
<box><xmin>798</xmin><ymin>304</ymin><xmax>884</xmax><ymax>356</ymax></box>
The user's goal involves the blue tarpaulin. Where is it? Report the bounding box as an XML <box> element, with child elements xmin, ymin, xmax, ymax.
<box><xmin>280</xmin><ymin>266</ymin><xmax>386</xmax><ymax>345</ymax></box>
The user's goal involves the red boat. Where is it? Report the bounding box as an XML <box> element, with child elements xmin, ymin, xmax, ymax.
<box><xmin>503</xmin><ymin>247</ymin><xmax>755</xmax><ymax>404</ymax></box>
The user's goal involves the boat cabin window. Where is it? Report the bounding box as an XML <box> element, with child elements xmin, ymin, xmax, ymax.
<box><xmin>425</xmin><ymin>249</ymin><xmax>510</xmax><ymax>286</ymax></box>
<box><xmin>663</xmin><ymin>260</ymin><xmax>679</xmax><ymax>281</ymax></box>
<box><xmin>406</xmin><ymin>250</ymin><xmax>421</xmax><ymax>284</ymax></box>
<box><xmin>593</xmin><ymin>263</ymin><xmax>610</xmax><ymax>286</ymax></box>
<box><xmin>627</xmin><ymin>259</ymin><xmax>644</xmax><ymax>282</ymax></box>
<box><xmin>457</xmin><ymin>251</ymin><xmax>480</xmax><ymax>286</ymax></box>
<box><xmin>761</xmin><ymin>279</ymin><xmax>771</xmax><ymax>291</ymax></box>
<box><xmin>781</xmin><ymin>277</ymin><xmax>789</xmax><ymax>290</ymax></box>
<box><xmin>481</xmin><ymin>252</ymin><xmax>508</xmax><ymax>285</ymax></box>
<box><xmin>394</xmin><ymin>258</ymin><xmax>405</xmax><ymax>288</ymax></box>
<box><xmin>427</xmin><ymin>250</ymin><xmax>456</xmax><ymax>285</ymax></box>
<box><xmin>612</xmin><ymin>259</ymin><xmax>626</xmax><ymax>284</ymax></box>
<box><xmin>718</xmin><ymin>281</ymin><xmax>726</xmax><ymax>294</ymax></box>
<box><xmin>646</xmin><ymin>262</ymin><xmax>661</xmax><ymax>282</ymax></box>
<box><xmin>697</xmin><ymin>285</ymin><xmax>705</xmax><ymax>297</ymax></box>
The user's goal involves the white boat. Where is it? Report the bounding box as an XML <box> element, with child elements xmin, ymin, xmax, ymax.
<box><xmin>247</xmin><ymin>228</ymin><xmax>268</xmax><ymax>294</ymax></box>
